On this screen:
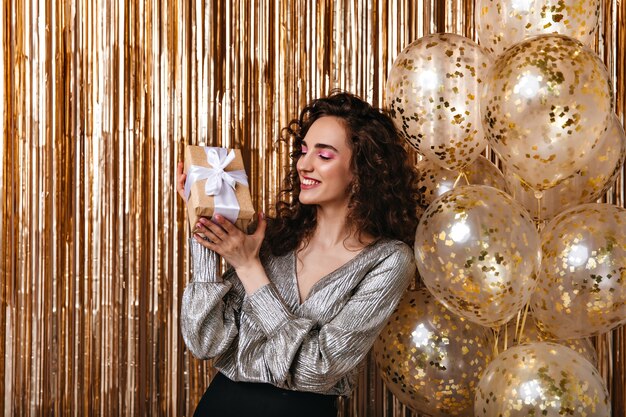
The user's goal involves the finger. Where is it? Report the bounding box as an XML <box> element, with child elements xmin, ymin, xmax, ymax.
<box><xmin>177</xmin><ymin>162</ymin><xmax>187</xmax><ymax>198</ymax></box>
<box><xmin>178</xmin><ymin>180</ymin><xmax>186</xmax><ymax>199</ymax></box>
<box><xmin>212</xmin><ymin>214</ymin><xmax>237</xmax><ymax>234</ymax></box>
<box><xmin>195</xmin><ymin>221</ymin><xmax>222</xmax><ymax>242</ymax></box>
<box><xmin>201</xmin><ymin>217</ymin><xmax>228</xmax><ymax>239</ymax></box>
<box><xmin>253</xmin><ymin>212</ymin><xmax>267</xmax><ymax>239</ymax></box>
<box><xmin>177</xmin><ymin>162</ymin><xmax>185</xmax><ymax>182</ymax></box>
<box><xmin>193</xmin><ymin>233</ymin><xmax>215</xmax><ymax>249</ymax></box>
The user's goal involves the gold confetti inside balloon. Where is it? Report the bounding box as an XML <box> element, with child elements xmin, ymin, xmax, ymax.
<box><xmin>531</xmin><ymin>203</ymin><xmax>626</xmax><ymax>339</ymax></box>
<box><xmin>386</xmin><ymin>33</ymin><xmax>492</xmax><ymax>170</ymax></box>
<box><xmin>496</xmin><ymin>315</ymin><xmax>597</xmax><ymax>367</ymax></box>
<box><xmin>482</xmin><ymin>34</ymin><xmax>612</xmax><ymax>191</ymax></box>
<box><xmin>415</xmin><ymin>185</ymin><xmax>541</xmax><ymax>328</ymax></box>
<box><xmin>505</xmin><ymin>114</ymin><xmax>626</xmax><ymax>221</ymax></box>
<box><xmin>475</xmin><ymin>342</ymin><xmax>610</xmax><ymax>417</ymax></box>
<box><xmin>477</xmin><ymin>0</ymin><xmax>601</xmax><ymax>57</ymax></box>
<box><xmin>374</xmin><ymin>288</ymin><xmax>493</xmax><ymax>417</ymax></box>
<box><xmin>417</xmin><ymin>156</ymin><xmax>508</xmax><ymax>207</ymax></box>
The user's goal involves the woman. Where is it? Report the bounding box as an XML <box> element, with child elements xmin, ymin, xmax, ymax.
<box><xmin>177</xmin><ymin>91</ymin><xmax>421</xmax><ymax>417</ymax></box>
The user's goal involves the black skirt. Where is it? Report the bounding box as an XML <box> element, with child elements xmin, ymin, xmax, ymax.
<box><xmin>193</xmin><ymin>373</ymin><xmax>339</xmax><ymax>417</ymax></box>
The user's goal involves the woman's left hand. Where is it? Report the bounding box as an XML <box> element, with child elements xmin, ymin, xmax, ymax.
<box><xmin>193</xmin><ymin>213</ymin><xmax>267</xmax><ymax>272</ymax></box>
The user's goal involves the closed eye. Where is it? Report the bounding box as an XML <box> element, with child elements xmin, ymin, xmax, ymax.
<box><xmin>302</xmin><ymin>140</ymin><xmax>338</xmax><ymax>159</ymax></box>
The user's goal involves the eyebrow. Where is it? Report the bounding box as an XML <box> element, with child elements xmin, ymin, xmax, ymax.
<box><xmin>301</xmin><ymin>140</ymin><xmax>339</xmax><ymax>153</ymax></box>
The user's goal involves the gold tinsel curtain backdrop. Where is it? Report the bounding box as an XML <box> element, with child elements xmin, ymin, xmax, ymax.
<box><xmin>1</xmin><ymin>0</ymin><xmax>624</xmax><ymax>416</ymax></box>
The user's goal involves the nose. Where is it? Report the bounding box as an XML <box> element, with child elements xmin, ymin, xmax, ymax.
<box><xmin>297</xmin><ymin>151</ymin><xmax>312</xmax><ymax>172</ymax></box>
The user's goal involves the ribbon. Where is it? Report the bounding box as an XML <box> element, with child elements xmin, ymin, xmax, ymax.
<box><xmin>184</xmin><ymin>147</ymin><xmax>249</xmax><ymax>224</ymax></box>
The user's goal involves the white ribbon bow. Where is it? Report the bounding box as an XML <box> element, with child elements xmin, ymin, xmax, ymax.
<box><xmin>184</xmin><ymin>147</ymin><xmax>249</xmax><ymax>223</ymax></box>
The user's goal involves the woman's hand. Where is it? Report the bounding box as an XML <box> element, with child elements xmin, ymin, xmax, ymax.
<box><xmin>193</xmin><ymin>213</ymin><xmax>267</xmax><ymax>270</ymax></box>
<box><xmin>194</xmin><ymin>213</ymin><xmax>270</xmax><ymax>294</ymax></box>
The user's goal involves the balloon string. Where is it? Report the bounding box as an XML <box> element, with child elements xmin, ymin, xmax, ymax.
<box><xmin>452</xmin><ymin>171</ymin><xmax>470</xmax><ymax>189</ymax></box>
<box><xmin>514</xmin><ymin>308</ymin><xmax>522</xmax><ymax>343</ymax></box>
<box><xmin>492</xmin><ymin>326</ymin><xmax>500</xmax><ymax>357</ymax></box>
<box><xmin>504</xmin><ymin>322</ymin><xmax>508</xmax><ymax>351</ymax></box>
<box><xmin>533</xmin><ymin>188</ymin><xmax>545</xmax><ymax>231</ymax></box>
<box><xmin>518</xmin><ymin>303</ymin><xmax>531</xmax><ymax>342</ymax></box>
<box><xmin>452</xmin><ymin>172</ymin><xmax>464</xmax><ymax>189</ymax></box>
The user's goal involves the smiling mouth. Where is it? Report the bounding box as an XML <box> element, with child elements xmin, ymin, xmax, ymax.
<box><xmin>301</xmin><ymin>178</ymin><xmax>321</xmax><ymax>186</ymax></box>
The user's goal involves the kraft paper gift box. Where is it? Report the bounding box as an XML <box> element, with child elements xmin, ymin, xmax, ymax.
<box><xmin>183</xmin><ymin>146</ymin><xmax>255</xmax><ymax>232</ymax></box>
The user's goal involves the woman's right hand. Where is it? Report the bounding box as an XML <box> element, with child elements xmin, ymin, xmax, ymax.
<box><xmin>177</xmin><ymin>161</ymin><xmax>187</xmax><ymax>201</ymax></box>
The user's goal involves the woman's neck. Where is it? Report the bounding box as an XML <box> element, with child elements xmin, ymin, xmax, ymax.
<box><xmin>307</xmin><ymin>204</ymin><xmax>373</xmax><ymax>250</ymax></box>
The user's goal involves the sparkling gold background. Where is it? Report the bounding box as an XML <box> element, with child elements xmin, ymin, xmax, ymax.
<box><xmin>1</xmin><ymin>1</ymin><xmax>624</xmax><ymax>416</ymax></box>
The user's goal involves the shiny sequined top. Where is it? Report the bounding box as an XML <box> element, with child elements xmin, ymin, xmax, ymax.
<box><xmin>181</xmin><ymin>238</ymin><xmax>415</xmax><ymax>396</ymax></box>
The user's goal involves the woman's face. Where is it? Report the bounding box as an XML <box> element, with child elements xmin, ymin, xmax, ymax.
<box><xmin>296</xmin><ymin>116</ymin><xmax>354</xmax><ymax>209</ymax></box>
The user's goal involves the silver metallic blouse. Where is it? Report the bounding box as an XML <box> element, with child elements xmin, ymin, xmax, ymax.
<box><xmin>181</xmin><ymin>238</ymin><xmax>415</xmax><ymax>396</ymax></box>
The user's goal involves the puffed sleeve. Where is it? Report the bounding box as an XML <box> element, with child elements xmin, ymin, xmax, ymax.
<box><xmin>241</xmin><ymin>243</ymin><xmax>415</xmax><ymax>392</ymax></box>
<box><xmin>180</xmin><ymin>239</ymin><xmax>245</xmax><ymax>359</ymax></box>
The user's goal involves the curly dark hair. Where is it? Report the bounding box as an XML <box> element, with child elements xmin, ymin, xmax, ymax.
<box><xmin>265</xmin><ymin>91</ymin><xmax>422</xmax><ymax>256</ymax></box>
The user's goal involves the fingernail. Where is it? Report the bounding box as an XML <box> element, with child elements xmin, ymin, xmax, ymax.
<box><xmin>196</xmin><ymin>222</ymin><xmax>202</xmax><ymax>229</ymax></box>
<box><xmin>199</xmin><ymin>218</ymin><xmax>208</xmax><ymax>224</ymax></box>
<box><xmin>214</xmin><ymin>214</ymin><xmax>222</xmax><ymax>221</ymax></box>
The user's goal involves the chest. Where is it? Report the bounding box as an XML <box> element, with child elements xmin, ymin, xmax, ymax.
<box><xmin>295</xmin><ymin>246</ymin><xmax>362</xmax><ymax>304</ymax></box>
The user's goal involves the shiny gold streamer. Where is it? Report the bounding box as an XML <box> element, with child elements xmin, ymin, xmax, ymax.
<box><xmin>1</xmin><ymin>1</ymin><xmax>624</xmax><ymax>416</ymax></box>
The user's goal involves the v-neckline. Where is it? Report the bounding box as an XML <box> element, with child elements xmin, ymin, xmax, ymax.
<box><xmin>292</xmin><ymin>239</ymin><xmax>383</xmax><ymax>306</ymax></box>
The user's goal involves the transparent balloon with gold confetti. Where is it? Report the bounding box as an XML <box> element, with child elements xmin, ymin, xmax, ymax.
<box><xmin>531</xmin><ymin>203</ymin><xmax>626</xmax><ymax>339</ymax></box>
<box><xmin>416</xmin><ymin>155</ymin><xmax>508</xmax><ymax>207</ymax></box>
<box><xmin>476</xmin><ymin>0</ymin><xmax>601</xmax><ymax>57</ymax></box>
<box><xmin>482</xmin><ymin>33</ymin><xmax>612</xmax><ymax>191</ymax></box>
<box><xmin>505</xmin><ymin>114</ymin><xmax>626</xmax><ymax>221</ymax></box>
<box><xmin>415</xmin><ymin>185</ymin><xmax>541</xmax><ymax>328</ymax></box>
<box><xmin>386</xmin><ymin>33</ymin><xmax>492</xmax><ymax>170</ymax></box>
<box><xmin>374</xmin><ymin>288</ymin><xmax>493</xmax><ymax>417</ymax></box>
<box><xmin>475</xmin><ymin>342</ymin><xmax>610</xmax><ymax>417</ymax></box>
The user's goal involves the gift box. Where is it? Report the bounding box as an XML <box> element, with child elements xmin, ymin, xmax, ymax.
<box><xmin>183</xmin><ymin>146</ymin><xmax>255</xmax><ymax>232</ymax></box>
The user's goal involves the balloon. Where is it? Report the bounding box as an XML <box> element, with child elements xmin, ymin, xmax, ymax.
<box><xmin>532</xmin><ymin>203</ymin><xmax>626</xmax><ymax>339</ymax></box>
<box><xmin>482</xmin><ymin>34</ymin><xmax>612</xmax><ymax>190</ymax></box>
<box><xmin>386</xmin><ymin>33</ymin><xmax>491</xmax><ymax>170</ymax></box>
<box><xmin>496</xmin><ymin>315</ymin><xmax>597</xmax><ymax>367</ymax></box>
<box><xmin>505</xmin><ymin>114</ymin><xmax>626</xmax><ymax>220</ymax></box>
<box><xmin>374</xmin><ymin>288</ymin><xmax>493</xmax><ymax>417</ymax></box>
<box><xmin>477</xmin><ymin>0</ymin><xmax>601</xmax><ymax>57</ymax></box>
<box><xmin>417</xmin><ymin>155</ymin><xmax>508</xmax><ymax>207</ymax></box>
<box><xmin>475</xmin><ymin>342</ymin><xmax>610</xmax><ymax>417</ymax></box>
<box><xmin>415</xmin><ymin>185</ymin><xmax>541</xmax><ymax>328</ymax></box>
